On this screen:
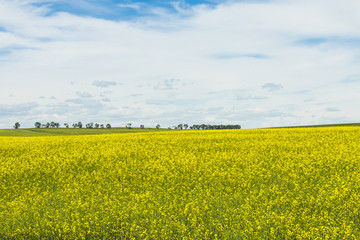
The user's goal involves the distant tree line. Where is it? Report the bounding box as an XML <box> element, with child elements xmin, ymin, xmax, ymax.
<box><xmin>125</xmin><ymin>123</ymin><xmax>241</xmax><ymax>130</ymax></box>
<box><xmin>84</xmin><ymin>122</ymin><xmax>111</xmax><ymax>129</ymax></box>
<box><xmin>168</xmin><ymin>124</ymin><xmax>241</xmax><ymax>130</ymax></box>
<box><xmin>34</xmin><ymin>121</ymin><xmax>60</xmax><ymax>128</ymax></box>
<box><xmin>189</xmin><ymin>124</ymin><xmax>241</xmax><ymax>130</ymax></box>
<box><xmin>13</xmin><ymin>122</ymin><xmax>240</xmax><ymax>130</ymax></box>
<box><xmin>33</xmin><ymin>122</ymin><xmax>111</xmax><ymax>129</ymax></box>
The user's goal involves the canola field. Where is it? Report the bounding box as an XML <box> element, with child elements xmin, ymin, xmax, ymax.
<box><xmin>0</xmin><ymin>127</ymin><xmax>360</xmax><ymax>239</ymax></box>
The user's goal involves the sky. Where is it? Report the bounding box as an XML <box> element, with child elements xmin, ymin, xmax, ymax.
<box><xmin>0</xmin><ymin>0</ymin><xmax>359</xmax><ymax>129</ymax></box>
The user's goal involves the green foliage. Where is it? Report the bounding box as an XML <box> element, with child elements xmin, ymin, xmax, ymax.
<box><xmin>0</xmin><ymin>127</ymin><xmax>171</xmax><ymax>137</ymax></box>
<box><xmin>34</xmin><ymin>122</ymin><xmax>41</xmax><ymax>128</ymax></box>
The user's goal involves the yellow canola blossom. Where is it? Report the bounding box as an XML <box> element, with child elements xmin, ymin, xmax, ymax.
<box><xmin>0</xmin><ymin>127</ymin><xmax>360</xmax><ymax>239</ymax></box>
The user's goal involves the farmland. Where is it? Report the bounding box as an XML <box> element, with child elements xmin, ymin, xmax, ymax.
<box><xmin>1</xmin><ymin>127</ymin><xmax>360</xmax><ymax>239</ymax></box>
<box><xmin>0</xmin><ymin>127</ymin><xmax>170</xmax><ymax>137</ymax></box>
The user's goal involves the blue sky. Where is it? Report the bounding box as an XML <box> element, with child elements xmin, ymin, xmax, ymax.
<box><xmin>30</xmin><ymin>0</ymin><xmax>220</xmax><ymax>20</ymax></box>
<box><xmin>0</xmin><ymin>0</ymin><xmax>359</xmax><ymax>129</ymax></box>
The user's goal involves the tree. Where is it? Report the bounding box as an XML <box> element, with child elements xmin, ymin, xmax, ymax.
<box><xmin>126</xmin><ymin>123</ymin><xmax>132</xmax><ymax>129</ymax></box>
<box><xmin>178</xmin><ymin>124</ymin><xmax>183</xmax><ymax>130</ymax></box>
<box><xmin>72</xmin><ymin>123</ymin><xmax>78</xmax><ymax>128</ymax></box>
<box><xmin>189</xmin><ymin>124</ymin><xmax>241</xmax><ymax>130</ymax></box>
<box><xmin>34</xmin><ymin>122</ymin><xmax>41</xmax><ymax>128</ymax></box>
<box><xmin>64</xmin><ymin>123</ymin><xmax>69</xmax><ymax>128</ymax></box>
<box><xmin>106</xmin><ymin>123</ymin><xmax>111</xmax><ymax>129</ymax></box>
<box><xmin>140</xmin><ymin>125</ymin><xmax>144</xmax><ymax>129</ymax></box>
<box><xmin>13</xmin><ymin>122</ymin><xmax>20</xmax><ymax>129</ymax></box>
<box><xmin>86</xmin><ymin>122</ymin><xmax>94</xmax><ymax>129</ymax></box>
<box><xmin>78</xmin><ymin>122</ymin><xmax>82</xmax><ymax>128</ymax></box>
<box><xmin>184</xmin><ymin>124</ymin><xmax>188</xmax><ymax>130</ymax></box>
<box><xmin>156</xmin><ymin>124</ymin><xmax>160</xmax><ymax>129</ymax></box>
<box><xmin>94</xmin><ymin>123</ymin><xmax>99</xmax><ymax>129</ymax></box>
<box><xmin>100</xmin><ymin>124</ymin><xmax>104</xmax><ymax>129</ymax></box>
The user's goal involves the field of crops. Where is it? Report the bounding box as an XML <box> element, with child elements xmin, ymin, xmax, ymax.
<box><xmin>1</xmin><ymin>127</ymin><xmax>360</xmax><ymax>239</ymax></box>
<box><xmin>0</xmin><ymin>127</ymin><xmax>169</xmax><ymax>137</ymax></box>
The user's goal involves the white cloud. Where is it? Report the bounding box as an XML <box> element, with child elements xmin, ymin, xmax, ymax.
<box><xmin>117</xmin><ymin>3</ymin><xmax>142</xmax><ymax>11</ymax></box>
<box><xmin>341</xmin><ymin>74</ymin><xmax>360</xmax><ymax>84</ymax></box>
<box><xmin>76</xmin><ymin>92</ymin><xmax>92</xmax><ymax>98</ymax></box>
<box><xmin>92</xmin><ymin>81</ymin><xmax>118</xmax><ymax>88</ymax></box>
<box><xmin>153</xmin><ymin>78</ymin><xmax>184</xmax><ymax>90</ymax></box>
<box><xmin>0</xmin><ymin>102</ymin><xmax>38</xmax><ymax>117</ymax></box>
<box><xmin>0</xmin><ymin>0</ymin><xmax>360</xmax><ymax>129</ymax></box>
<box><xmin>262</xmin><ymin>83</ymin><xmax>283</xmax><ymax>92</ymax></box>
<box><xmin>236</xmin><ymin>94</ymin><xmax>267</xmax><ymax>100</ymax></box>
<box><xmin>326</xmin><ymin>107</ymin><xmax>341</xmax><ymax>112</ymax></box>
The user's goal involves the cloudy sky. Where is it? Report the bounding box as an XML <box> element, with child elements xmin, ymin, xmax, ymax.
<box><xmin>0</xmin><ymin>0</ymin><xmax>359</xmax><ymax>129</ymax></box>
